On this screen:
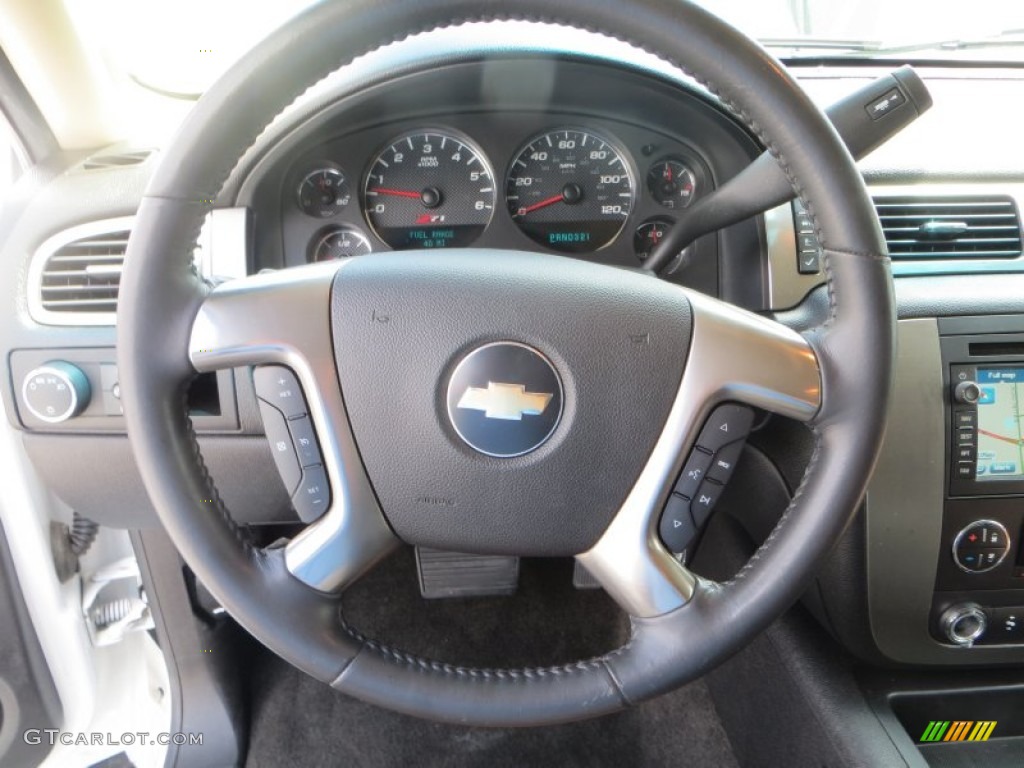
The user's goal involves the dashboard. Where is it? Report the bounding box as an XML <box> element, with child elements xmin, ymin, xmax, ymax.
<box><xmin>239</xmin><ymin>57</ymin><xmax>772</xmax><ymax>308</ymax></box>
<box><xmin>6</xmin><ymin>27</ymin><xmax>1024</xmax><ymax>677</ymax></box>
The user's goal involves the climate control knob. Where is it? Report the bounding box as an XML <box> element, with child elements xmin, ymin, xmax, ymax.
<box><xmin>953</xmin><ymin>519</ymin><xmax>1010</xmax><ymax>573</ymax></box>
<box><xmin>954</xmin><ymin>380</ymin><xmax>982</xmax><ymax>404</ymax></box>
<box><xmin>21</xmin><ymin>362</ymin><xmax>91</xmax><ymax>423</ymax></box>
<box><xmin>939</xmin><ymin>603</ymin><xmax>987</xmax><ymax>647</ymax></box>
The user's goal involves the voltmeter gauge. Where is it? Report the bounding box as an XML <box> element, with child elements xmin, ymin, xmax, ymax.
<box><xmin>634</xmin><ymin>219</ymin><xmax>674</xmax><ymax>263</ymax></box>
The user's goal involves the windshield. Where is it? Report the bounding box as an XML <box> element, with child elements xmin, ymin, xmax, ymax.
<box><xmin>19</xmin><ymin>0</ymin><xmax>1022</xmax><ymax>149</ymax></box>
<box><xmin>699</xmin><ymin>0</ymin><xmax>1024</xmax><ymax>57</ymax></box>
<box><xmin>68</xmin><ymin>0</ymin><xmax>1024</xmax><ymax>101</ymax></box>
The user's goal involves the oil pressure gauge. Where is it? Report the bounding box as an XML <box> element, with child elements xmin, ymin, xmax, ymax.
<box><xmin>297</xmin><ymin>166</ymin><xmax>351</xmax><ymax>218</ymax></box>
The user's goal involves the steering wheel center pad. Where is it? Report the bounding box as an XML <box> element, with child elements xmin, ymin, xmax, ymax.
<box><xmin>333</xmin><ymin>249</ymin><xmax>691</xmax><ymax>554</ymax></box>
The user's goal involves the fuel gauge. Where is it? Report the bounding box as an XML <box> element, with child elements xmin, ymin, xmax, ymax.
<box><xmin>647</xmin><ymin>158</ymin><xmax>697</xmax><ymax>210</ymax></box>
<box><xmin>310</xmin><ymin>226</ymin><xmax>372</xmax><ymax>261</ymax></box>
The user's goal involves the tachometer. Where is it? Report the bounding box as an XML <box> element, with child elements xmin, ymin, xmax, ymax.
<box><xmin>505</xmin><ymin>128</ymin><xmax>634</xmax><ymax>253</ymax></box>
<box><xmin>363</xmin><ymin>130</ymin><xmax>495</xmax><ymax>249</ymax></box>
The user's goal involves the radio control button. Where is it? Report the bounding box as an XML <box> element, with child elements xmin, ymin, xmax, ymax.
<box><xmin>955</xmin><ymin>462</ymin><xmax>974</xmax><ymax>479</ymax></box>
<box><xmin>954</xmin><ymin>381</ymin><xmax>982</xmax><ymax>404</ymax></box>
<box><xmin>953</xmin><ymin>410</ymin><xmax>977</xmax><ymax>428</ymax></box>
<box><xmin>706</xmin><ymin>440</ymin><xmax>744</xmax><ymax>484</ymax></box>
<box><xmin>696</xmin><ymin>404</ymin><xmax>754</xmax><ymax>453</ymax></box>
<box><xmin>691</xmin><ymin>479</ymin><xmax>726</xmax><ymax>527</ymax></box>
<box><xmin>659</xmin><ymin>495</ymin><xmax>697</xmax><ymax>554</ymax></box>
<box><xmin>956</xmin><ymin>427</ymin><xmax>975</xmax><ymax>445</ymax></box>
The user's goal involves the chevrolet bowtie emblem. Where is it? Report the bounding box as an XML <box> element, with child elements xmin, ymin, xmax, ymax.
<box><xmin>456</xmin><ymin>382</ymin><xmax>554</xmax><ymax>421</ymax></box>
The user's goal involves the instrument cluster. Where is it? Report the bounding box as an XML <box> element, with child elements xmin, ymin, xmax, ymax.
<box><xmin>283</xmin><ymin>118</ymin><xmax>712</xmax><ymax>268</ymax></box>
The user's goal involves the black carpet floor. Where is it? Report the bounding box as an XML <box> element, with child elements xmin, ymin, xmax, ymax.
<box><xmin>244</xmin><ymin>548</ymin><xmax>738</xmax><ymax>768</ymax></box>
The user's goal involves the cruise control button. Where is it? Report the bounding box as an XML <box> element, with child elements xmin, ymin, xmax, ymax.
<box><xmin>254</xmin><ymin>366</ymin><xmax>307</xmax><ymax>419</ymax></box>
<box><xmin>287</xmin><ymin>416</ymin><xmax>322</xmax><ymax>468</ymax></box>
<box><xmin>257</xmin><ymin>400</ymin><xmax>301</xmax><ymax>496</ymax></box>
<box><xmin>673</xmin><ymin>449</ymin><xmax>713</xmax><ymax>499</ymax></box>
<box><xmin>691</xmin><ymin>479</ymin><xmax>725</xmax><ymax>527</ymax></box>
<box><xmin>292</xmin><ymin>465</ymin><xmax>330</xmax><ymax>523</ymax></box>
<box><xmin>706</xmin><ymin>440</ymin><xmax>744</xmax><ymax>484</ymax></box>
<box><xmin>660</xmin><ymin>495</ymin><xmax>696</xmax><ymax>554</ymax></box>
<box><xmin>697</xmin><ymin>404</ymin><xmax>754</xmax><ymax>453</ymax></box>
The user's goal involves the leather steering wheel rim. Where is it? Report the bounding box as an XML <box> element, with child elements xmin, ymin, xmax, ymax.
<box><xmin>118</xmin><ymin>0</ymin><xmax>893</xmax><ymax>726</ymax></box>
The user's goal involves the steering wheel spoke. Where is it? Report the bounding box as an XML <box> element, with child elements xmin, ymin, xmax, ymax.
<box><xmin>577</xmin><ymin>289</ymin><xmax>821</xmax><ymax>618</ymax></box>
<box><xmin>189</xmin><ymin>263</ymin><xmax>398</xmax><ymax>593</ymax></box>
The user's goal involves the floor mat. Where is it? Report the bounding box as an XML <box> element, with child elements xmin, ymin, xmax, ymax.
<box><xmin>244</xmin><ymin>550</ymin><xmax>738</xmax><ymax>767</ymax></box>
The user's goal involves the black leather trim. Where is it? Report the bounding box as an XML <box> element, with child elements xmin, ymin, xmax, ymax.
<box><xmin>118</xmin><ymin>0</ymin><xmax>892</xmax><ymax>725</ymax></box>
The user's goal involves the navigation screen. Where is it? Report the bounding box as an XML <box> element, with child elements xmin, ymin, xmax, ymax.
<box><xmin>976</xmin><ymin>368</ymin><xmax>1024</xmax><ymax>480</ymax></box>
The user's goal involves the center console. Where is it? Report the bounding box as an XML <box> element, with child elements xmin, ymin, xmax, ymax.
<box><xmin>932</xmin><ymin>330</ymin><xmax>1024</xmax><ymax>647</ymax></box>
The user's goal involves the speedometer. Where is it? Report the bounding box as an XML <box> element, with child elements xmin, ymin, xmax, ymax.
<box><xmin>363</xmin><ymin>130</ymin><xmax>495</xmax><ymax>249</ymax></box>
<box><xmin>505</xmin><ymin>128</ymin><xmax>634</xmax><ymax>253</ymax></box>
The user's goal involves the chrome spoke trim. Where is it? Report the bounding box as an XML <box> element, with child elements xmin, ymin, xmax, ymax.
<box><xmin>577</xmin><ymin>290</ymin><xmax>821</xmax><ymax>618</ymax></box>
<box><xmin>189</xmin><ymin>261</ymin><xmax>398</xmax><ymax>593</ymax></box>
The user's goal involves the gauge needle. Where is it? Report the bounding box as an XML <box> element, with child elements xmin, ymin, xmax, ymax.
<box><xmin>516</xmin><ymin>194</ymin><xmax>564</xmax><ymax>217</ymax></box>
<box><xmin>370</xmin><ymin>187</ymin><xmax>422</xmax><ymax>200</ymax></box>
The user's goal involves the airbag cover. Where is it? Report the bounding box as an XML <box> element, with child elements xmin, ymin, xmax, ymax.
<box><xmin>332</xmin><ymin>250</ymin><xmax>691</xmax><ymax>555</ymax></box>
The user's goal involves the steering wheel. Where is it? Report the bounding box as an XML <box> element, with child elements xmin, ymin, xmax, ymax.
<box><xmin>118</xmin><ymin>0</ymin><xmax>893</xmax><ymax>726</ymax></box>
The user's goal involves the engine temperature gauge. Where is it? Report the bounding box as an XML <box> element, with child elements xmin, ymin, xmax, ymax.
<box><xmin>647</xmin><ymin>158</ymin><xmax>697</xmax><ymax>210</ymax></box>
<box><xmin>297</xmin><ymin>167</ymin><xmax>351</xmax><ymax>218</ymax></box>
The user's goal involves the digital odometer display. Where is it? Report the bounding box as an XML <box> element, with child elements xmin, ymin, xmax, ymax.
<box><xmin>505</xmin><ymin>128</ymin><xmax>634</xmax><ymax>253</ymax></box>
<box><xmin>976</xmin><ymin>368</ymin><xmax>1024</xmax><ymax>480</ymax></box>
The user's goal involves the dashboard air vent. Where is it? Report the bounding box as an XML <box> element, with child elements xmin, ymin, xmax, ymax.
<box><xmin>81</xmin><ymin>149</ymin><xmax>153</xmax><ymax>171</ymax></box>
<box><xmin>38</xmin><ymin>229</ymin><xmax>128</xmax><ymax>314</ymax></box>
<box><xmin>873</xmin><ymin>195</ymin><xmax>1022</xmax><ymax>260</ymax></box>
